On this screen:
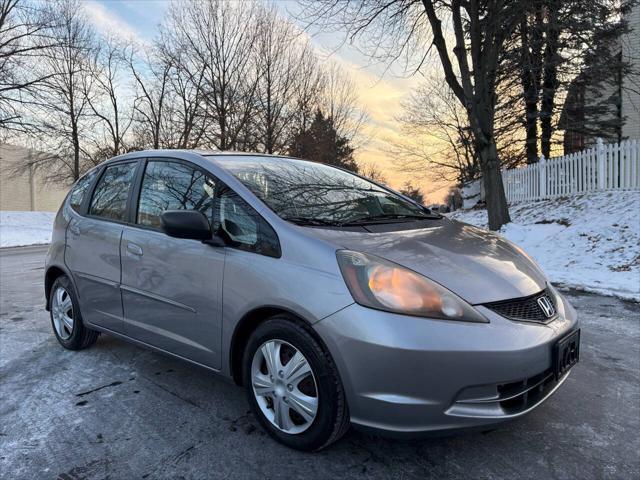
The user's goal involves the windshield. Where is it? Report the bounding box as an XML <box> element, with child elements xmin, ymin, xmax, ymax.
<box><xmin>213</xmin><ymin>156</ymin><xmax>433</xmax><ymax>225</ymax></box>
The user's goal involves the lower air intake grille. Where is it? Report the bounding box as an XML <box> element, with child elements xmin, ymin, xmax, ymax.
<box><xmin>484</xmin><ymin>289</ymin><xmax>557</xmax><ymax>323</ymax></box>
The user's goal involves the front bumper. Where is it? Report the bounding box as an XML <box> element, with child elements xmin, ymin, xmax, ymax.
<box><xmin>313</xmin><ymin>293</ymin><xmax>579</xmax><ymax>435</ymax></box>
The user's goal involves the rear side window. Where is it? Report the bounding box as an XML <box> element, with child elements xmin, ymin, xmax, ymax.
<box><xmin>216</xmin><ymin>187</ymin><xmax>280</xmax><ymax>258</ymax></box>
<box><xmin>89</xmin><ymin>162</ymin><xmax>137</xmax><ymax>221</ymax></box>
<box><xmin>69</xmin><ymin>169</ymin><xmax>99</xmax><ymax>213</ymax></box>
<box><xmin>136</xmin><ymin>160</ymin><xmax>217</xmax><ymax>229</ymax></box>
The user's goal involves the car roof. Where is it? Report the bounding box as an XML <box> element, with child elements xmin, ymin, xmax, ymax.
<box><xmin>101</xmin><ymin>150</ymin><xmax>328</xmax><ymax>179</ymax></box>
<box><xmin>105</xmin><ymin>149</ymin><xmax>293</xmax><ymax>161</ymax></box>
<box><xmin>195</xmin><ymin>150</ymin><xmax>286</xmax><ymax>158</ymax></box>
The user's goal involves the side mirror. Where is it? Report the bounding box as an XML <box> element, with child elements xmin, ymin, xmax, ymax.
<box><xmin>160</xmin><ymin>210</ymin><xmax>212</xmax><ymax>241</ymax></box>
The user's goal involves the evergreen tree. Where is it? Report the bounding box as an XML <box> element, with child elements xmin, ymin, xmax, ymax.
<box><xmin>288</xmin><ymin>109</ymin><xmax>358</xmax><ymax>172</ymax></box>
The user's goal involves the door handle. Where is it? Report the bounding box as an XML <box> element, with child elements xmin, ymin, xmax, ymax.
<box><xmin>126</xmin><ymin>243</ymin><xmax>143</xmax><ymax>256</ymax></box>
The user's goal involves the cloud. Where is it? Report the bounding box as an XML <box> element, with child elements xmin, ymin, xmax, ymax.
<box><xmin>80</xmin><ymin>0</ymin><xmax>450</xmax><ymax>202</ymax></box>
<box><xmin>316</xmin><ymin>53</ymin><xmax>451</xmax><ymax>200</ymax></box>
<box><xmin>82</xmin><ymin>1</ymin><xmax>143</xmax><ymax>44</ymax></box>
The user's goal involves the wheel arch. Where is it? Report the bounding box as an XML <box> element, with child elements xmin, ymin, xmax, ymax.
<box><xmin>229</xmin><ymin>306</ymin><xmax>328</xmax><ymax>386</ymax></box>
<box><xmin>44</xmin><ymin>264</ymin><xmax>72</xmax><ymax>311</ymax></box>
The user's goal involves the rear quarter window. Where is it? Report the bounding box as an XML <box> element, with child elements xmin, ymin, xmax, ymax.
<box><xmin>68</xmin><ymin>169</ymin><xmax>99</xmax><ymax>213</ymax></box>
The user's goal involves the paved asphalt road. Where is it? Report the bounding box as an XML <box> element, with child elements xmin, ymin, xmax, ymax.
<box><xmin>1</xmin><ymin>246</ymin><xmax>638</xmax><ymax>480</ymax></box>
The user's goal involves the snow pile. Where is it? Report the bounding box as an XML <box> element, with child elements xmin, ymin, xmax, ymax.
<box><xmin>0</xmin><ymin>211</ymin><xmax>56</xmax><ymax>248</ymax></box>
<box><xmin>449</xmin><ymin>191</ymin><xmax>640</xmax><ymax>301</ymax></box>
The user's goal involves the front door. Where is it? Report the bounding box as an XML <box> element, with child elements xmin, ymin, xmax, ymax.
<box><xmin>65</xmin><ymin>161</ymin><xmax>139</xmax><ymax>333</ymax></box>
<box><xmin>120</xmin><ymin>159</ymin><xmax>224</xmax><ymax>369</ymax></box>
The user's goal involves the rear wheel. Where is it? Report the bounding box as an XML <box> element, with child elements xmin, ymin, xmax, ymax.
<box><xmin>49</xmin><ymin>275</ymin><xmax>99</xmax><ymax>350</ymax></box>
<box><xmin>242</xmin><ymin>316</ymin><xmax>349</xmax><ymax>451</ymax></box>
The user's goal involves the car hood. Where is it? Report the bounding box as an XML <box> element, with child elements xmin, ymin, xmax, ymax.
<box><xmin>307</xmin><ymin>218</ymin><xmax>547</xmax><ymax>304</ymax></box>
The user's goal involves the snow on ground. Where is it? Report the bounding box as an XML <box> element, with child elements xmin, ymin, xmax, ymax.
<box><xmin>0</xmin><ymin>211</ymin><xmax>56</xmax><ymax>248</ymax></box>
<box><xmin>449</xmin><ymin>191</ymin><xmax>640</xmax><ymax>301</ymax></box>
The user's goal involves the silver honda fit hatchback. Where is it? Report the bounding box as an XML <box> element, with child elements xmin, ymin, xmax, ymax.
<box><xmin>45</xmin><ymin>151</ymin><xmax>580</xmax><ymax>451</ymax></box>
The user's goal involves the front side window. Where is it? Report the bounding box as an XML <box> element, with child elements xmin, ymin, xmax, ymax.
<box><xmin>213</xmin><ymin>156</ymin><xmax>431</xmax><ymax>226</ymax></box>
<box><xmin>137</xmin><ymin>160</ymin><xmax>216</xmax><ymax>229</ymax></box>
<box><xmin>89</xmin><ymin>162</ymin><xmax>137</xmax><ymax>221</ymax></box>
<box><xmin>216</xmin><ymin>187</ymin><xmax>280</xmax><ymax>258</ymax></box>
<box><xmin>69</xmin><ymin>168</ymin><xmax>99</xmax><ymax>213</ymax></box>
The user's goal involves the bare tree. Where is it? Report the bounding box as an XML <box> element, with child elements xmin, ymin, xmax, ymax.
<box><xmin>0</xmin><ymin>0</ymin><xmax>56</xmax><ymax>136</ymax></box>
<box><xmin>167</xmin><ymin>0</ymin><xmax>260</xmax><ymax>151</ymax></box>
<box><xmin>392</xmin><ymin>78</ymin><xmax>479</xmax><ymax>184</ymax></box>
<box><xmin>127</xmin><ymin>45</ymin><xmax>171</xmax><ymax>150</ymax></box>
<box><xmin>3</xmin><ymin>0</ymin><xmax>374</xmax><ymax>181</ymax></box>
<box><xmin>24</xmin><ymin>0</ymin><xmax>96</xmax><ymax>182</ymax></box>
<box><xmin>300</xmin><ymin>0</ymin><xmax>518</xmax><ymax>229</ymax></box>
<box><xmin>290</xmin><ymin>43</ymin><xmax>325</xmax><ymax>136</ymax></box>
<box><xmin>358</xmin><ymin>162</ymin><xmax>388</xmax><ymax>183</ymax></box>
<box><xmin>163</xmin><ymin>44</ymin><xmax>209</xmax><ymax>150</ymax></box>
<box><xmin>391</xmin><ymin>72</ymin><xmax>524</xmax><ymax>186</ymax></box>
<box><xmin>319</xmin><ymin>61</ymin><xmax>369</xmax><ymax>147</ymax></box>
<box><xmin>157</xmin><ymin>8</ymin><xmax>217</xmax><ymax>150</ymax></box>
<box><xmin>252</xmin><ymin>6</ymin><xmax>303</xmax><ymax>154</ymax></box>
<box><xmin>85</xmin><ymin>38</ymin><xmax>134</xmax><ymax>161</ymax></box>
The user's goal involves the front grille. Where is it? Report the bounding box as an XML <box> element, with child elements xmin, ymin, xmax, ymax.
<box><xmin>484</xmin><ymin>289</ymin><xmax>557</xmax><ymax>323</ymax></box>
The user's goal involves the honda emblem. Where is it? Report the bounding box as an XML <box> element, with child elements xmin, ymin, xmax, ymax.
<box><xmin>537</xmin><ymin>296</ymin><xmax>556</xmax><ymax>318</ymax></box>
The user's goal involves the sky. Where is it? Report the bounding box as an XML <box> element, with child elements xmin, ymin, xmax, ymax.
<box><xmin>83</xmin><ymin>0</ymin><xmax>451</xmax><ymax>203</ymax></box>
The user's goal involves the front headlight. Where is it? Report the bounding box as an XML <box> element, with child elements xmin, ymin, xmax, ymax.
<box><xmin>336</xmin><ymin>250</ymin><xmax>488</xmax><ymax>323</ymax></box>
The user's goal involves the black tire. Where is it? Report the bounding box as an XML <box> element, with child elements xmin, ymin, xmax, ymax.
<box><xmin>49</xmin><ymin>275</ymin><xmax>99</xmax><ymax>350</ymax></box>
<box><xmin>242</xmin><ymin>315</ymin><xmax>350</xmax><ymax>451</ymax></box>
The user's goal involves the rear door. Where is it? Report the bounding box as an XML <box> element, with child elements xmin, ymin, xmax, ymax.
<box><xmin>65</xmin><ymin>160</ymin><xmax>139</xmax><ymax>333</ymax></box>
<box><xmin>120</xmin><ymin>159</ymin><xmax>225</xmax><ymax>369</ymax></box>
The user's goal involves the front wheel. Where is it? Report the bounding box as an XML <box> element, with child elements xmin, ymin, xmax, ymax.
<box><xmin>49</xmin><ymin>275</ymin><xmax>99</xmax><ymax>350</ymax></box>
<box><xmin>242</xmin><ymin>316</ymin><xmax>349</xmax><ymax>451</ymax></box>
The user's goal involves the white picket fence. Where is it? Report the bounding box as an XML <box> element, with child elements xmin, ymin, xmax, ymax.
<box><xmin>500</xmin><ymin>138</ymin><xmax>640</xmax><ymax>203</ymax></box>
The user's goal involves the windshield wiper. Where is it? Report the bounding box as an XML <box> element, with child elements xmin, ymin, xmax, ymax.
<box><xmin>342</xmin><ymin>213</ymin><xmax>441</xmax><ymax>225</ymax></box>
<box><xmin>284</xmin><ymin>216</ymin><xmax>345</xmax><ymax>227</ymax></box>
<box><xmin>285</xmin><ymin>212</ymin><xmax>441</xmax><ymax>227</ymax></box>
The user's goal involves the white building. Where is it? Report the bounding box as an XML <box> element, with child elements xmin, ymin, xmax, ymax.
<box><xmin>561</xmin><ymin>2</ymin><xmax>639</xmax><ymax>153</ymax></box>
<box><xmin>621</xmin><ymin>3</ymin><xmax>640</xmax><ymax>139</ymax></box>
<box><xmin>0</xmin><ymin>144</ymin><xmax>69</xmax><ymax>212</ymax></box>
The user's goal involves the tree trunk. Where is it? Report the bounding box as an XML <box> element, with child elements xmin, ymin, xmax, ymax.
<box><xmin>519</xmin><ymin>8</ymin><xmax>543</xmax><ymax>164</ymax></box>
<box><xmin>478</xmin><ymin>138</ymin><xmax>511</xmax><ymax>230</ymax></box>
<box><xmin>540</xmin><ymin>66</ymin><xmax>557</xmax><ymax>158</ymax></box>
<box><xmin>522</xmin><ymin>69</ymin><xmax>539</xmax><ymax>163</ymax></box>
<box><xmin>419</xmin><ymin>0</ymin><xmax>513</xmax><ymax>229</ymax></box>
<box><xmin>71</xmin><ymin>114</ymin><xmax>80</xmax><ymax>181</ymax></box>
<box><xmin>72</xmin><ymin>135</ymin><xmax>80</xmax><ymax>181</ymax></box>
<box><xmin>540</xmin><ymin>0</ymin><xmax>560</xmax><ymax>159</ymax></box>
